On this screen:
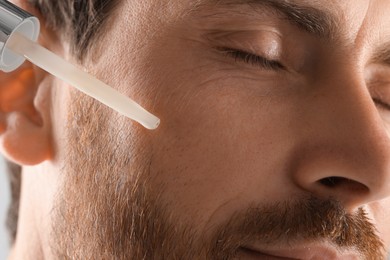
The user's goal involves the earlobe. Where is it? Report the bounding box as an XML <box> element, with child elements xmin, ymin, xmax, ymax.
<box><xmin>0</xmin><ymin>62</ymin><xmax>53</xmax><ymax>165</ymax></box>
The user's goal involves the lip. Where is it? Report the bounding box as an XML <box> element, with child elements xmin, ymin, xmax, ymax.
<box><xmin>239</xmin><ymin>243</ymin><xmax>361</xmax><ymax>260</ymax></box>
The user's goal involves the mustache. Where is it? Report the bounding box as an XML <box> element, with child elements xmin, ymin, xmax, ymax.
<box><xmin>210</xmin><ymin>196</ymin><xmax>384</xmax><ymax>259</ymax></box>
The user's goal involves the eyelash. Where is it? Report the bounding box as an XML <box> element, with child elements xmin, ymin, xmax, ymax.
<box><xmin>219</xmin><ymin>47</ymin><xmax>286</xmax><ymax>71</ymax></box>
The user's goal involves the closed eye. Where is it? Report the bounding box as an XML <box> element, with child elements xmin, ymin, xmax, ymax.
<box><xmin>218</xmin><ymin>47</ymin><xmax>286</xmax><ymax>71</ymax></box>
<box><xmin>373</xmin><ymin>97</ymin><xmax>390</xmax><ymax>111</ymax></box>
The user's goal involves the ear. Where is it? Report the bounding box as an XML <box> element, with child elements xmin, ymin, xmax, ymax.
<box><xmin>0</xmin><ymin>1</ymin><xmax>54</xmax><ymax>166</ymax></box>
<box><xmin>0</xmin><ymin>62</ymin><xmax>53</xmax><ymax>166</ymax></box>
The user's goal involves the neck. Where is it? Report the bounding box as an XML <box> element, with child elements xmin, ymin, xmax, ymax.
<box><xmin>8</xmin><ymin>163</ymin><xmax>58</xmax><ymax>260</ymax></box>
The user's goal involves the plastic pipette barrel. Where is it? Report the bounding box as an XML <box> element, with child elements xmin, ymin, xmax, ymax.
<box><xmin>0</xmin><ymin>0</ymin><xmax>40</xmax><ymax>72</ymax></box>
<box><xmin>8</xmin><ymin>33</ymin><xmax>160</xmax><ymax>130</ymax></box>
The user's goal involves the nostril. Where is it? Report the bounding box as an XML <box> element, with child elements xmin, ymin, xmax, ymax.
<box><xmin>318</xmin><ymin>176</ymin><xmax>369</xmax><ymax>193</ymax></box>
<box><xmin>319</xmin><ymin>177</ymin><xmax>346</xmax><ymax>187</ymax></box>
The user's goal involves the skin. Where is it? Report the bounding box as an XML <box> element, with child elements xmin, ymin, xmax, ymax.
<box><xmin>2</xmin><ymin>0</ymin><xmax>390</xmax><ymax>259</ymax></box>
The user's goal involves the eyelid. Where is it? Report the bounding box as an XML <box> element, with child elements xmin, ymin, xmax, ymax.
<box><xmin>366</xmin><ymin>66</ymin><xmax>390</xmax><ymax>109</ymax></box>
<box><xmin>373</xmin><ymin>98</ymin><xmax>390</xmax><ymax>111</ymax></box>
<box><xmin>205</xmin><ymin>29</ymin><xmax>283</xmax><ymax>58</ymax></box>
<box><xmin>218</xmin><ymin>47</ymin><xmax>286</xmax><ymax>71</ymax></box>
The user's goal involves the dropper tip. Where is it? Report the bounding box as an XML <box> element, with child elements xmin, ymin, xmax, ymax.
<box><xmin>141</xmin><ymin>117</ymin><xmax>161</xmax><ymax>130</ymax></box>
<box><xmin>150</xmin><ymin>118</ymin><xmax>161</xmax><ymax>130</ymax></box>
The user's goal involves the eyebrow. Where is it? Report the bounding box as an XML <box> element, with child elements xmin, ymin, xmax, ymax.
<box><xmin>199</xmin><ymin>0</ymin><xmax>339</xmax><ymax>39</ymax></box>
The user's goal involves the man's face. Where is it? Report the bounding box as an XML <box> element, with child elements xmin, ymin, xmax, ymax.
<box><xmin>51</xmin><ymin>0</ymin><xmax>390</xmax><ymax>258</ymax></box>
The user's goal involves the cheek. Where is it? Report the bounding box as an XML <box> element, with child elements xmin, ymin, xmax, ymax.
<box><xmin>148</xmin><ymin>74</ymin><xmax>302</xmax><ymax>228</ymax></box>
<box><xmin>112</xmin><ymin>28</ymin><xmax>305</xmax><ymax>228</ymax></box>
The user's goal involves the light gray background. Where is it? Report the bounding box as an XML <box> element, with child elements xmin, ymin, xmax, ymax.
<box><xmin>0</xmin><ymin>157</ymin><xmax>10</xmax><ymax>259</ymax></box>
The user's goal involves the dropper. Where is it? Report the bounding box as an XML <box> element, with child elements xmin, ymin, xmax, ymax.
<box><xmin>0</xmin><ymin>0</ymin><xmax>160</xmax><ymax>130</ymax></box>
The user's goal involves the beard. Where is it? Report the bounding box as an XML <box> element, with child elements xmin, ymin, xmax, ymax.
<box><xmin>50</xmin><ymin>92</ymin><xmax>385</xmax><ymax>259</ymax></box>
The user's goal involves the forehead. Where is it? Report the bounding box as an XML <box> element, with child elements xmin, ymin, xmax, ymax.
<box><xmin>116</xmin><ymin>0</ymin><xmax>390</xmax><ymax>38</ymax></box>
<box><xmin>189</xmin><ymin>0</ymin><xmax>390</xmax><ymax>40</ymax></box>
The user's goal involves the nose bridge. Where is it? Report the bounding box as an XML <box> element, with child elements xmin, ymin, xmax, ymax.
<box><xmin>330</xmin><ymin>80</ymin><xmax>389</xmax><ymax>162</ymax></box>
<box><xmin>293</xmin><ymin>69</ymin><xmax>390</xmax><ymax>208</ymax></box>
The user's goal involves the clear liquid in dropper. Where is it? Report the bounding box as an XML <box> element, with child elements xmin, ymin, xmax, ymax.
<box><xmin>7</xmin><ymin>32</ymin><xmax>160</xmax><ymax>130</ymax></box>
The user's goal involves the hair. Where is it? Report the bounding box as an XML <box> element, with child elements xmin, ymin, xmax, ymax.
<box><xmin>5</xmin><ymin>0</ymin><xmax>118</xmax><ymax>244</ymax></box>
<box><xmin>5</xmin><ymin>162</ymin><xmax>21</xmax><ymax>243</ymax></box>
<box><xmin>28</xmin><ymin>0</ymin><xmax>118</xmax><ymax>60</ymax></box>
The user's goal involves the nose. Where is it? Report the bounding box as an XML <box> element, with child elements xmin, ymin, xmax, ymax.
<box><xmin>292</xmin><ymin>72</ymin><xmax>390</xmax><ymax>211</ymax></box>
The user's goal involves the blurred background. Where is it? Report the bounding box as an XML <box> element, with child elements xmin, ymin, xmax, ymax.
<box><xmin>0</xmin><ymin>157</ymin><xmax>10</xmax><ymax>259</ymax></box>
